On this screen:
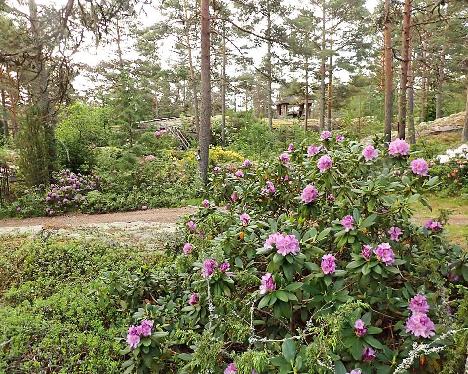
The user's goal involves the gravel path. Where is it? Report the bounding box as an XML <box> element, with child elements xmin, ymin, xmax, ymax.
<box><xmin>0</xmin><ymin>207</ymin><xmax>197</xmax><ymax>229</ymax></box>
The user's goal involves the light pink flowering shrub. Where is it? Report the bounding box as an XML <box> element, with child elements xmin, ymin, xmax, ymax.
<box><xmin>388</xmin><ymin>138</ymin><xmax>410</xmax><ymax>157</ymax></box>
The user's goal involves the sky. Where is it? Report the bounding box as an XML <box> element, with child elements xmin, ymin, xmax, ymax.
<box><xmin>29</xmin><ymin>0</ymin><xmax>380</xmax><ymax>95</ymax></box>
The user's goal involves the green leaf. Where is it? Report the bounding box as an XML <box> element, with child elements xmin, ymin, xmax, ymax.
<box><xmin>234</xmin><ymin>257</ymin><xmax>244</xmax><ymax>268</ymax></box>
<box><xmin>317</xmin><ymin>227</ymin><xmax>332</xmax><ymax>241</ymax></box>
<box><xmin>305</xmin><ymin>262</ymin><xmax>320</xmax><ymax>272</ymax></box>
<box><xmin>334</xmin><ymin>361</ymin><xmax>347</xmax><ymax>374</ymax></box>
<box><xmin>349</xmin><ymin>340</ymin><xmax>363</xmax><ymax>360</ymax></box>
<box><xmin>462</xmin><ymin>265</ymin><xmax>468</xmax><ymax>282</ymax></box>
<box><xmin>285</xmin><ymin>282</ymin><xmax>303</xmax><ymax>291</ymax></box>
<box><xmin>360</xmin><ymin>213</ymin><xmax>377</xmax><ymax>228</ymax></box>
<box><xmin>364</xmin><ymin>335</ymin><xmax>384</xmax><ymax>349</ymax></box>
<box><xmin>276</xmin><ymin>290</ymin><xmax>289</xmax><ymax>302</ymax></box>
<box><xmin>258</xmin><ymin>295</ymin><xmax>271</xmax><ymax>309</ymax></box>
<box><xmin>282</xmin><ymin>339</ymin><xmax>297</xmax><ymax>363</ymax></box>
<box><xmin>367</xmin><ymin>326</ymin><xmax>383</xmax><ymax>335</ymax></box>
<box><xmin>347</xmin><ymin>260</ymin><xmax>364</xmax><ymax>269</ymax></box>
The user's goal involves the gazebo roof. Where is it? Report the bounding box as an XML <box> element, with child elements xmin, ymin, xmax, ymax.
<box><xmin>275</xmin><ymin>95</ymin><xmax>302</xmax><ymax>105</ymax></box>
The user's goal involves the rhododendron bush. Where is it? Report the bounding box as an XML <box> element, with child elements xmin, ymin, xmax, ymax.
<box><xmin>117</xmin><ymin>135</ymin><xmax>467</xmax><ymax>374</ymax></box>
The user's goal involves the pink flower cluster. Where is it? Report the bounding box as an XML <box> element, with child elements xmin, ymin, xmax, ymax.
<box><xmin>224</xmin><ymin>363</ymin><xmax>237</xmax><ymax>374</ymax></box>
<box><xmin>405</xmin><ymin>294</ymin><xmax>435</xmax><ymax>338</ymax></box>
<box><xmin>320</xmin><ymin>130</ymin><xmax>332</xmax><ymax>140</ymax></box>
<box><xmin>261</xmin><ymin>181</ymin><xmax>276</xmax><ymax>196</ymax></box>
<box><xmin>240</xmin><ymin>213</ymin><xmax>251</xmax><ymax>226</ymax></box>
<box><xmin>341</xmin><ymin>215</ymin><xmax>355</xmax><ymax>232</ymax></box>
<box><xmin>361</xmin><ymin>244</ymin><xmax>372</xmax><ymax>260</ymax></box>
<box><xmin>279</xmin><ymin>152</ymin><xmax>290</xmax><ymax>164</ymax></box>
<box><xmin>144</xmin><ymin>154</ymin><xmax>156</xmax><ymax>162</ymax></box>
<box><xmin>231</xmin><ymin>191</ymin><xmax>239</xmax><ymax>202</ymax></box>
<box><xmin>362</xmin><ymin>347</ymin><xmax>376</xmax><ymax>362</ymax></box>
<box><xmin>259</xmin><ymin>273</ymin><xmax>276</xmax><ymax>294</ymax></box>
<box><xmin>187</xmin><ymin>220</ymin><xmax>197</xmax><ymax>232</ymax></box>
<box><xmin>347</xmin><ymin>370</ymin><xmax>362</xmax><ymax>374</ymax></box>
<box><xmin>126</xmin><ymin>319</ymin><xmax>154</xmax><ymax>349</ymax></box>
<box><xmin>154</xmin><ymin>129</ymin><xmax>167</xmax><ymax>138</ymax></box>
<box><xmin>288</xmin><ymin>143</ymin><xmax>294</xmax><ymax>152</ymax></box>
<box><xmin>188</xmin><ymin>293</ymin><xmax>199</xmax><ymax>305</ymax></box>
<box><xmin>336</xmin><ymin>134</ymin><xmax>345</xmax><ymax>142</ymax></box>
<box><xmin>201</xmin><ymin>259</ymin><xmax>231</xmax><ymax>278</ymax></box>
<box><xmin>264</xmin><ymin>232</ymin><xmax>300</xmax><ymax>256</ymax></box>
<box><xmin>388</xmin><ymin>226</ymin><xmax>403</xmax><ymax>241</ymax></box>
<box><xmin>307</xmin><ymin>144</ymin><xmax>321</xmax><ymax>157</ymax></box>
<box><xmin>388</xmin><ymin>138</ymin><xmax>410</xmax><ymax>157</ymax></box>
<box><xmin>354</xmin><ymin>319</ymin><xmax>367</xmax><ymax>337</ymax></box>
<box><xmin>242</xmin><ymin>159</ymin><xmax>252</xmax><ymax>168</ymax></box>
<box><xmin>234</xmin><ymin>170</ymin><xmax>244</xmax><ymax>178</ymax></box>
<box><xmin>424</xmin><ymin>219</ymin><xmax>443</xmax><ymax>232</ymax></box>
<box><xmin>317</xmin><ymin>155</ymin><xmax>333</xmax><ymax>172</ymax></box>
<box><xmin>202</xmin><ymin>199</ymin><xmax>210</xmax><ymax>208</ymax></box>
<box><xmin>321</xmin><ymin>254</ymin><xmax>336</xmax><ymax>274</ymax></box>
<box><xmin>411</xmin><ymin>158</ymin><xmax>429</xmax><ymax>176</ymax></box>
<box><xmin>183</xmin><ymin>242</ymin><xmax>193</xmax><ymax>255</ymax></box>
<box><xmin>301</xmin><ymin>184</ymin><xmax>319</xmax><ymax>204</ymax></box>
<box><xmin>373</xmin><ymin>243</ymin><xmax>395</xmax><ymax>265</ymax></box>
<box><xmin>362</xmin><ymin>144</ymin><xmax>379</xmax><ymax>161</ymax></box>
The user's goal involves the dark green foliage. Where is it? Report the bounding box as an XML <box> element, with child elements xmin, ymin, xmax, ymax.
<box><xmin>16</xmin><ymin>107</ymin><xmax>53</xmax><ymax>187</ymax></box>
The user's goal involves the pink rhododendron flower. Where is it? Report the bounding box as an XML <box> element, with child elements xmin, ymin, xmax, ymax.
<box><xmin>362</xmin><ymin>144</ymin><xmax>379</xmax><ymax>161</ymax></box>
<box><xmin>242</xmin><ymin>159</ymin><xmax>252</xmax><ymax>168</ymax></box>
<box><xmin>409</xmin><ymin>294</ymin><xmax>430</xmax><ymax>314</ymax></box>
<box><xmin>301</xmin><ymin>184</ymin><xmax>319</xmax><ymax>204</ymax></box>
<box><xmin>264</xmin><ymin>232</ymin><xmax>283</xmax><ymax>250</ymax></box>
<box><xmin>424</xmin><ymin>219</ymin><xmax>443</xmax><ymax>232</ymax></box>
<box><xmin>320</xmin><ymin>130</ymin><xmax>332</xmax><ymax>140</ymax></box>
<box><xmin>373</xmin><ymin>243</ymin><xmax>395</xmax><ymax>265</ymax></box>
<box><xmin>276</xmin><ymin>234</ymin><xmax>300</xmax><ymax>256</ymax></box>
<box><xmin>341</xmin><ymin>215</ymin><xmax>354</xmax><ymax>232</ymax></box>
<box><xmin>307</xmin><ymin>144</ymin><xmax>321</xmax><ymax>157</ymax></box>
<box><xmin>219</xmin><ymin>261</ymin><xmax>230</xmax><ymax>272</ymax></box>
<box><xmin>288</xmin><ymin>143</ymin><xmax>294</xmax><ymax>152</ymax></box>
<box><xmin>317</xmin><ymin>155</ymin><xmax>333</xmax><ymax>172</ymax></box>
<box><xmin>183</xmin><ymin>243</ymin><xmax>193</xmax><ymax>255</ymax></box>
<box><xmin>354</xmin><ymin>319</ymin><xmax>367</xmax><ymax>337</ymax></box>
<box><xmin>279</xmin><ymin>152</ymin><xmax>290</xmax><ymax>164</ymax></box>
<box><xmin>361</xmin><ymin>245</ymin><xmax>372</xmax><ymax>260</ymax></box>
<box><xmin>144</xmin><ymin>154</ymin><xmax>156</xmax><ymax>162</ymax></box>
<box><xmin>126</xmin><ymin>326</ymin><xmax>141</xmax><ymax>349</ymax></box>
<box><xmin>139</xmin><ymin>320</ymin><xmax>154</xmax><ymax>337</ymax></box>
<box><xmin>187</xmin><ymin>220</ymin><xmax>197</xmax><ymax>232</ymax></box>
<box><xmin>321</xmin><ymin>254</ymin><xmax>336</xmax><ymax>274</ymax></box>
<box><xmin>405</xmin><ymin>313</ymin><xmax>435</xmax><ymax>338</ymax></box>
<box><xmin>231</xmin><ymin>192</ymin><xmax>239</xmax><ymax>202</ymax></box>
<box><xmin>213</xmin><ymin>166</ymin><xmax>221</xmax><ymax>174</ymax></box>
<box><xmin>336</xmin><ymin>134</ymin><xmax>345</xmax><ymax>142</ymax></box>
<box><xmin>202</xmin><ymin>258</ymin><xmax>218</xmax><ymax>278</ymax></box>
<box><xmin>259</xmin><ymin>273</ymin><xmax>276</xmax><ymax>294</ymax></box>
<box><xmin>347</xmin><ymin>370</ymin><xmax>362</xmax><ymax>374</ymax></box>
<box><xmin>188</xmin><ymin>293</ymin><xmax>199</xmax><ymax>305</ymax></box>
<box><xmin>154</xmin><ymin>129</ymin><xmax>167</xmax><ymax>138</ymax></box>
<box><xmin>327</xmin><ymin>194</ymin><xmax>335</xmax><ymax>203</ymax></box>
<box><xmin>202</xmin><ymin>199</ymin><xmax>210</xmax><ymax>208</ymax></box>
<box><xmin>261</xmin><ymin>181</ymin><xmax>276</xmax><ymax>195</ymax></box>
<box><xmin>224</xmin><ymin>363</ymin><xmax>237</xmax><ymax>374</ymax></box>
<box><xmin>235</xmin><ymin>170</ymin><xmax>244</xmax><ymax>178</ymax></box>
<box><xmin>240</xmin><ymin>213</ymin><xmax>251</xmax><ymax>226</ymax></box>
<box><xmin>388</xmin><ymin>138</ymin><xmax>410</xmax><ymax>156</ymax></box>
<box><xmin>411</xmin><ymin>158</ymin><xmax>429</xmax><ymax>176</ymax></box>
<box><xmin>388</xmin><ymin>226</ymin><xmax>403</xmax><ymax>241</ymax></box>
<box><xmin>362</xmin><ymin>347</ymin><xmax>376</xmax><ymax>362</ymax></box>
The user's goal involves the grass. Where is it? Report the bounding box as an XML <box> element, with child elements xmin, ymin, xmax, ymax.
<box><xmin>412</xmin><ymin>194</ymin><xmax>468</xmax><ymax>247</ymax></box>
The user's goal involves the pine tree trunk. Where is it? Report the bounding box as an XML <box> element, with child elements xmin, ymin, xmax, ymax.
<box><xmin>408</xmin><ymin>47</ymin><xmax>415</xmax><ymax>144</ymax></box>
<box><xmin>383</xmin><ymin>0</ymin><xmax>393</xmax><ymax>143</ymax></box>
<box><xmin>420</xmin><ymin>44</ymin><xmax>428</xmax><ymax>123</ymax></box>
<box><xmin>319</xmin><ymin>0</ymin><xmax>326</xmax><ymax>131</ymax></box>
<box><xmin>435</xmin><ymin>48</ymin><xmax>445</xmax><ymax>119</ymax></box>
<box><xmin>327</xmin><ymin>44</ymin><xmax>333</xmax><ymax>131</ymax></box>
<box><xmin>183</xmin><ymin>0</ymin><xmax>200</xmax><ymax>134</ymax></box>
<box><xmin>1</xmin><ymin>88</ymin><xmax>8</xmax><ymax>138</ymax></box>
<box><xmin>304</xmin><ymin>58</ymin><xmax>309</xmax><ymax>131</ymax></box>
<box><xmin>199</xmin><ymin>0</ymin><xmax>211</xmax><ymax>184</ymax></box>
<box><xmin>463</xmin><ymin>84</ymin><xmax>468</xmax><ymax>142</ymax></box>
<box><xmin>397</xmin><ymin>0</ymin><xmax>411</xmax><ymax>139</ymax></box>
<box><xmin>266</xmin><ymin>3</ymin><xmax>273</xmax><ymax>129</ymax></box>
<box><xmin>221</xmin><ymin>20</ymin><xmax>227</xmax><ymax>145</ymax></box>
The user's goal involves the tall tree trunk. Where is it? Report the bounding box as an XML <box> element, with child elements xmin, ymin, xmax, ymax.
<box><xmin>29</xmin><ymin>0</ymin><xmax>54</xmax><ymax>178</ymax></box>
<box><xmin>319</xmin><ymin>0</ymin><xmax>326</xmax><ymax>130</ymax></box>
<box><xmin>116</xmin><ymin>18</ymin><xmax>124</xmax><ymax>70</ymax></box>
<box><xmin>435</xmin><ymin>49</ymin><xmax>445</xmax><ymax>119</ymax></box>
<box><xmin>266</xmin><ymin>2</ymin><xmax>273</xmax><ymax>129</ymax></box>
<box><xmin>383</xmin><ymin>0</ymin><xmax>393</xmax><ymax>142</ymax></box>
<box><xmin>463</xmin><ymin>84</ymin><xmax>468</xmax><ymax>142</ymax></box>
<box><xmin>199</xmin><ymin>0</ymin><xmax>211</xmax><ymax>184</ymax></box>
<box><xmin>1</xmin><ymin>88</ymin><xmax>8</xmax><ymax>138</ymax></box>
<box><xmin>397</xmin><ymin>0</ymin><xmax>411</xmax><ymax>139</ymax></box>
<box><xmin>420</xmin><ymin>40</ymin><xmax>428</xmax><ymax>123</ymax></box>
<box><xmin>183</xmin><ymin>0</ymin><xmax>200</xmax><ymax>134</ymax></box>
<box><xmin>407</xmin><ymin>47</ymin><xmax>415</xmax><ymax>144</ymax></box>
<box><xmin>221</xmin><ymin>20</ymin><xmax>227</xmax><ymax>145</ymax></box>
<box><xmin>304</xmin><ymin>57</ymin><xmax>309</xmax><ymax>131</ymax></box>
<box><xmin>327</xmin><ymin>41</ymin><xmax>333</xmax><ymax>131</ymax></box>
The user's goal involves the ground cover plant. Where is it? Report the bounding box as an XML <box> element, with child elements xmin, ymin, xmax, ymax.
<box><xmin>112</xmin><ymin>134</ymin><xmax>467</xmax><ymax>373</ymax></box>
